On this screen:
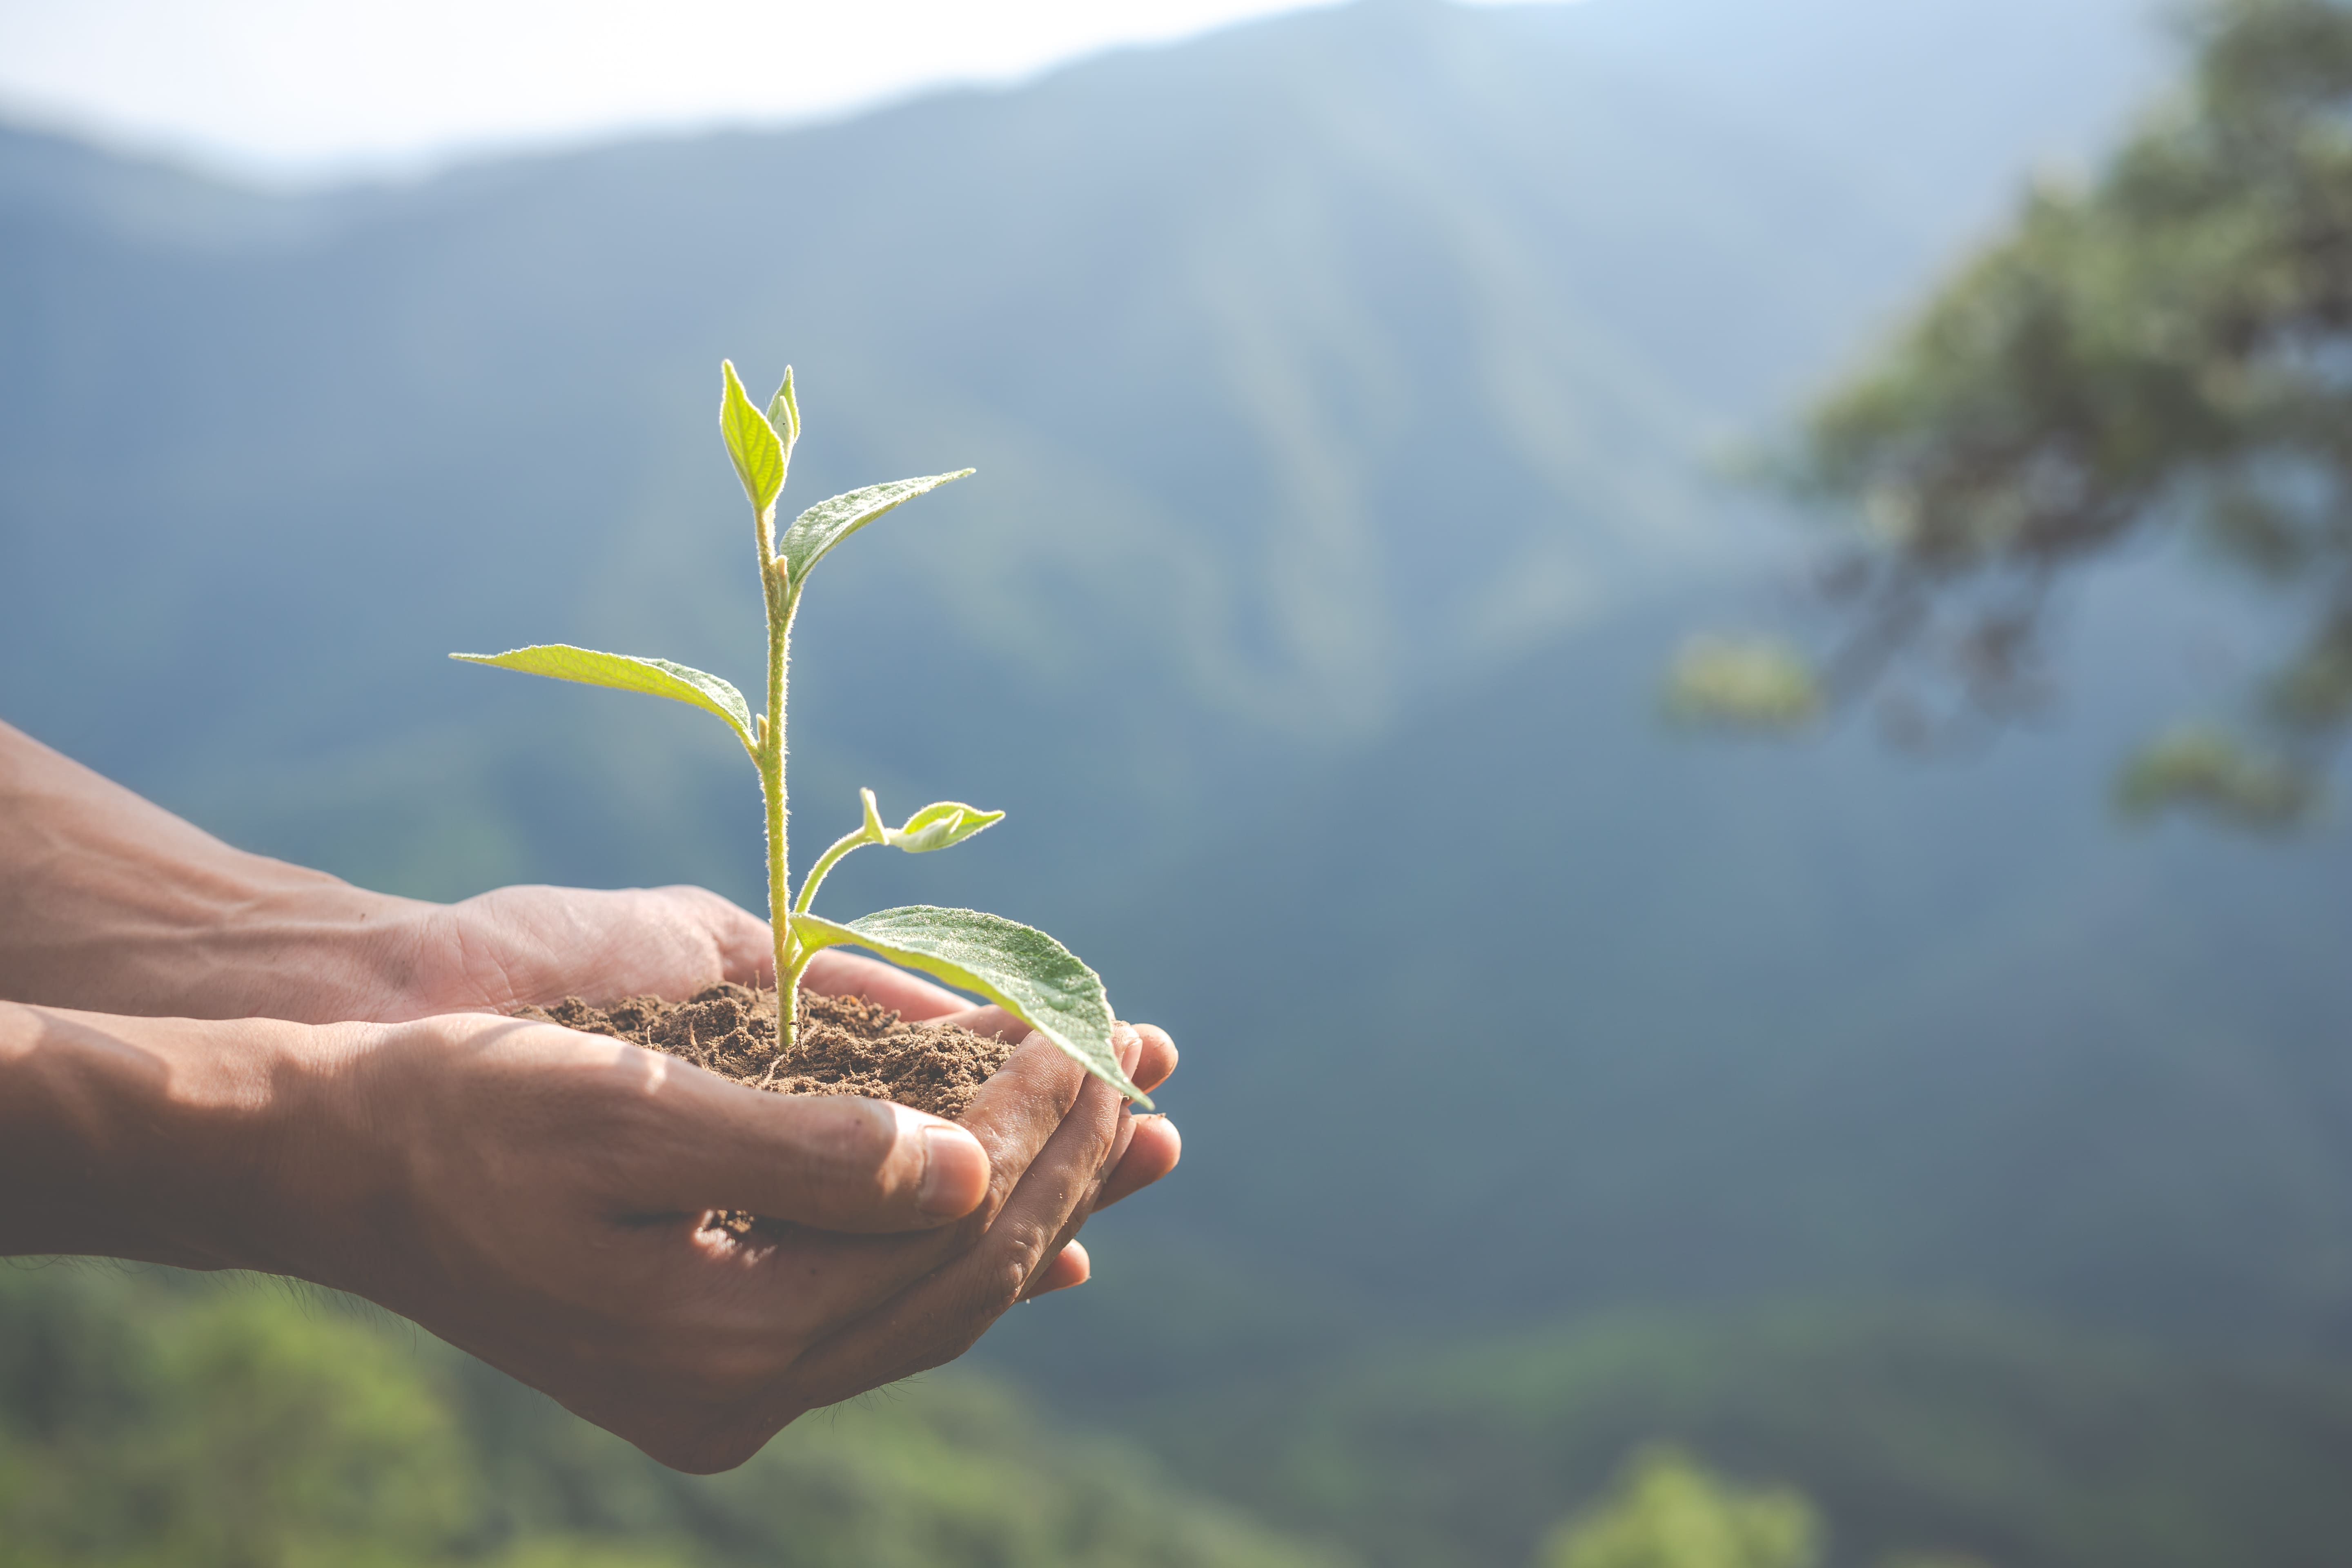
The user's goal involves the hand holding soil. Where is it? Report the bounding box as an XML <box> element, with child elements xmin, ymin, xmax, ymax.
<box><xmin>311</xmin><ymin>1007</ymin><xmax>1176</xmax><ymax>1473</ymax></box>
<box><xmin>0</xmin><ymin>992</ymin><xmax>1178</xmax><ymax>1471</ymax></box>
<box><xmin>0</xmin><ymin>716</ymin><xmax>1184</xmax><ymax>1470</ymax></box>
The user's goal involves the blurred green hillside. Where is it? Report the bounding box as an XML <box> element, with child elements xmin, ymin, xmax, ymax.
<box><xmin>0</xmin><ymin>1266</ymin><xmax>1348</xmax><ymax>1568</ymax></box>
<box><xmin>16</xmin><ymin>1270</ymin><xmax>2352</xmax><ymax>1568</ymax></box>
<box><xmin>1140</xmin><ymin>1305</ymin><xmax>2352</xmax><ymax>1568</ymax></box>
<box><xmin>9</xmin><ymin>0</ymin><xmax>2352</xmax><ymax>1564</ymax></box>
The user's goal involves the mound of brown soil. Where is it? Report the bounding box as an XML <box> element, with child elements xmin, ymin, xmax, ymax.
<box><xmin>516</xmin><ymin>983</ymin><xmax>1013</xmax><ymax>1119</ymax></box>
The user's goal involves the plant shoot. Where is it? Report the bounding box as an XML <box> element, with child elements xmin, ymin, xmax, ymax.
<box><xmin>452</xmin><ymin>361</ymin><xmax>1146</xmax><ymax>1105</ymax></box>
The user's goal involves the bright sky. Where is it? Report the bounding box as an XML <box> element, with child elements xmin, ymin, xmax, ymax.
<box><xmin>0</xmin><ymin>0</ymin><xmax>1539</xmax><ymax>184</ymax></box>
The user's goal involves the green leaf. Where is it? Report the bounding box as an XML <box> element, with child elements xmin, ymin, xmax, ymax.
<box><xmin>449</xmin><ymin>645</ymin><xmax>755</xmax><ymax>753</ymax></box>
<box><xmin>765</xmin><ymin>366</ymin><xmax>800</xmax><ymax>447</ymax></box>
<box><xmin>886</xmin><ymin>800</ymin><xmax>1005</xmax><ymax>852</ymax></box>
<box><xmin>778</xmin><ymin>471</ymin><xmax>973</xmax><ymax>584</ymax></box>
<box><xmin>719</xmin><ymin>359</ymin><xmax>786</xmax><ymax>519</ymax></box>
<box><xmin>790</xmin><ymin>905</ymin><xmax>1146</xmax><ymax>1106</ymax></box>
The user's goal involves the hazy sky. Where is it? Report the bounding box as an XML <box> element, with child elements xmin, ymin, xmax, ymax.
<box><xmin>0</xmin><ymin>0</ymin><xmax>1544</xmax><ymax>183</ymax></box>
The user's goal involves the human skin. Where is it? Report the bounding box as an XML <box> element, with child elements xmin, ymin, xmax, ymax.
<box><xmin>0</xmin><ymin>719</ymin><xmax>1181</xmax><ymax>1469</ymax></box>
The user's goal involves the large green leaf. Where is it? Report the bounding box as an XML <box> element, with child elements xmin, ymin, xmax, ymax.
<box><xmin>449</xmin><ymin>645</ymin><xmax>755</xmax><ymax>753</ymax></box>
<box><xmin>719</xmin><ymin>360</ymin><xmax>786</xmax><ymax>520</ymax></box>
<box><xmin>790</xmin><ymin>906</ymin><xmax>1146</xmax><ymax>1106</ymax></box>
<box><xmin>777</xmin><ymin>471</ymin><xmax>973</xmax><ymax>584</ymax></box>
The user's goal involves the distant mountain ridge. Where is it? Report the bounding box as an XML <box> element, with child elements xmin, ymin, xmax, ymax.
<box><xmin>0</xmin><ymin>0</ymin><xmax>2165</xmax><ymax>786</ymax></box>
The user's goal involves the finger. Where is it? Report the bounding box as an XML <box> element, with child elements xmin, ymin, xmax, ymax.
<box><xmin>799</xmin><ymin>949</ymin><xmax>970</xmax><ymax>1019</ymax></box>
<box><xmin>1093</xmin><ymin>1114</ymin><xmax>1180</xmax><ymax>1212</ymax></box>
<box><xmin>1018</xmin><ymin>1095</ymin><xmax>1139</xmax><ymax>1285</ymax></box>
<box><xmin>991</xmin><ymin>1025</ymin><xmax>1143</xmax><ymax>1285</ymax></box>
<box><xmin>928</xmin><ymin>1003</ymin><xmax>1025</xmax><ymax>1042</ymax></box>
<box><xmin>633</xmin><ymin>1061</ymin><xmax>990</xmax><ymax>1232</ymax></box>
<box><xmin>782</xmin><ymin>1031</ymin><xmax>1138</xmax><ymax>1402</ymax></box>
<box><xmin>704</xmin><ymin>1026</ymin><xmax>1098</xmax><ymax>1357</ymax></box>
<box><xmin>1126</xmin><ymin>1023</ymin><xmax>1177</xmax><ymax>1094</ymax></box>
<box><xmin>1024</xmin><ymin>1240</ymin><xmax>1090</xmax><ymax>1298</ymax></box>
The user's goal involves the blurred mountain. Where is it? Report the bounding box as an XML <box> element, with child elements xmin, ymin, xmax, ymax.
<box><xmin>11</xmin><ymin>0</ymin><xmax>2340</xmax><ymax>1455</ymax></box>
<box><xmin>1036</xmin><ymin>567</ymin><xmax>2352</xmax><ymax>1379</ymax></box>
<box><xmin>0</xmin><ymin>0</ymin><xmax>2165</xmax><ymax>877</ymax></box>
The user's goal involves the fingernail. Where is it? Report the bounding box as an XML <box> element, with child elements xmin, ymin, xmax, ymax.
<box><xmin>917</xmin><ymin>1122</ymin><xmax>989</xmax><ymax>1218</ymax></box>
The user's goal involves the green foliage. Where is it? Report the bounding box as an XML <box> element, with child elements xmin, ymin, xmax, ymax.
<box><xmin>454</xmin><ymin>363</ymin><xmax>1139</xmax><ymax>1102</ymax></box>
<box><xmin>779</xmin><ymin>471</ymin><xmax>974</xmax><ymax>586</ymax></box>
<box><xmin>448</xmin><ymin>646</ymin><xmax>755</xmax><ymax>755</ymax></box>
<box><xmin>1661</xmin><ymin>638</ymin><xmax>1822</xmax><ymax>731</ymax></box>
<box><xmin>0</xmin><ymin>1272</ymin><xmax>475</xmax><ymax>1568</ymax></box>
<box><xmin>2114</xmin><ymin>724</ymin><xmax>2315</xmax><ymax>825</ymax></box>
<box><xmin>0</xmin><ymin>1266</ymin><xmax>1345</xmax><ymax>1568</ymax></box>
<box><xmin>1790</xmin><ymin>0</ymin><xmax>2352</xmax><ymax>810</ymax></box>
<box><xmin>792</xmin><ymin>906</ymin><xmax>1131</xmax><ymax>1099</ymax></box>
<box><xmin>717</xmin><ymin>358</ymin><xmax>788</xmax><ymax>527</ymax></box>
<box><xmin>1138</xmin><ymin>1306</ymin><xmax>2352</xmax><ymax>1568</ymax></box>
<box><xmin>1537</xmin><ymin>1448</ymin><xmax>1820</xmax><ymax>1568</ymax></box>
<box><xmin>871</xmin><ymin>793</ymin><xmax>1005</xmax><ymax>853</ymax></box>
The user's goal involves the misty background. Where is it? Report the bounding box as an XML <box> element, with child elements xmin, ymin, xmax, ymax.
<box><xmin>6</xmin><ymin>1</ymin><xmax>2352</xmax><ymax>1564</ymax></box>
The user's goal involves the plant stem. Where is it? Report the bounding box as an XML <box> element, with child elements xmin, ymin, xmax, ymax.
<box><xmin>794</xmin><ymin>825</ymin><xmax>871</xmax><ymax>917</ymax></box>
<box><xmin>763</xmin><ymin>557</ymin><xmax>799</xmax><ymax>1055</ymax></box>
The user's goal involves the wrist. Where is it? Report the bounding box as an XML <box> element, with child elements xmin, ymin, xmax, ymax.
<box><xmin>0</xmin><ymin>1002</ymin><xmax>377</xmax><ymax>1274</ymax></box>
<box><xmin>0</xmin><ymin>719</ymin><xmax>434</xmax><ymax>1022</ymax></box>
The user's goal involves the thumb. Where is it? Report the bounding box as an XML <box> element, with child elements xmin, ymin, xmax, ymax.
<box><xmin>642</xmin><ymin>1079</ymin><xmax>991</xmax><ymax>1232</ymax></box>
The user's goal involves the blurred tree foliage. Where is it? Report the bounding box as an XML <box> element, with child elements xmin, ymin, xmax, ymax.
<box><xmin>1536</xmin><ymin>1448</ymin><xmax>1822</xmax><ymax>1568</ymax></box>
<box><xmin>1661</xmin><ymin>638</ymin><xmax>1824</xmax><ymax>733</ymax></box>
<box><xmin>1791</xmin><ymin>0</ymin><xmax>2352</xmax><ymax>822</ymax></box>
<box><xmin>0</xmin><ymin>1265</ymin><xmax>1347</xmax><ymax>1568</ymax></box>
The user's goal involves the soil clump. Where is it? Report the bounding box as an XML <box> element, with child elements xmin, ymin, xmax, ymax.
<box><xmin>516</xmin><ymin>983</ymin><xmax>1012</xmax><ymax>1120</ymax></box>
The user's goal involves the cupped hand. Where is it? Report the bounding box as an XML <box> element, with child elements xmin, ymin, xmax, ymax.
<box><xmin>389</xmin><ymin>884</ymin><xmax>1007</xmax><ymax>1021</ymax></box>
<box><xmin>383</xmin><ymin>883</ymin><xmax>773</xmax><ymax>1020</ymax></box>
<box><xmin>392</xmin><ymin>883</ymin><xmax>1185</xmax><ymax>1258</ymax></box>
<box><xmin>292</xmin><ymin>1009</ymin><xmax>1175</xmax><ymax>1471</ymax></box>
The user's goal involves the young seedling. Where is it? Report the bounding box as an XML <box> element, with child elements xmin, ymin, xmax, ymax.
<box><xmin>451</xmin><ymin>361</ymin><xmax>1147</xmax><ymax>1105</ymax></box>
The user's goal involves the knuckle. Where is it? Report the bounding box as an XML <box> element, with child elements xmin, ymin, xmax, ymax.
<box><xmin>975</xmin><ymin>1252</ymin><xmax>1034</xmax><ymax>1321</ymax></box>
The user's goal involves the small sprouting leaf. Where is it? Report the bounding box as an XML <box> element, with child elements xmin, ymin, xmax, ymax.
<box><xmin>719</xmin><ymin>360</ymin><xmax>786</xmax><ymax>519</ymax></box>
<box><xmin>790</xmin><ymin>905</ymin><xmax>1146</xmax><ymax>1106</ymax></box>
<box><xmin>450</xmin><ymin>645</ymin><xmax>755</xmax><ymax>753</ymax></box>
<box><xmin>778</xmin><ymin>471</ymin><xmax>974</xmax><ymax>584</ymax></box>
<box><xmin>886</xmin><ymin>800</ymin><xmax>1004</xmax><ymax>852</ymax></box>
<box><xmin>765</xmin><ymin>366</ymin><xmax>800</xmax><ymax>447</ymax></box>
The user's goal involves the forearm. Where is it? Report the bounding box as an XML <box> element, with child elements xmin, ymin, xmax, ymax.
<box><xmin>0</xmin><ymin>719</ymin><xmax>429</xmax><ymax>1021</ymax></box>
<box><xmin>0</xmin><ymin>1000</ymin><xmax>363</xmax><ymax>1271</ymax></box>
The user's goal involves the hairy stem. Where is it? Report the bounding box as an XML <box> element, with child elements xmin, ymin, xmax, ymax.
<box><xmin>794</xmin><ymin>824</ymin><xmax>873</xmax><ymax>917</ymax></box>
<box><xmin>763</xmin><ymin>560</ymin><xmax>798</xmax><ymax>1054</ymax></box>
